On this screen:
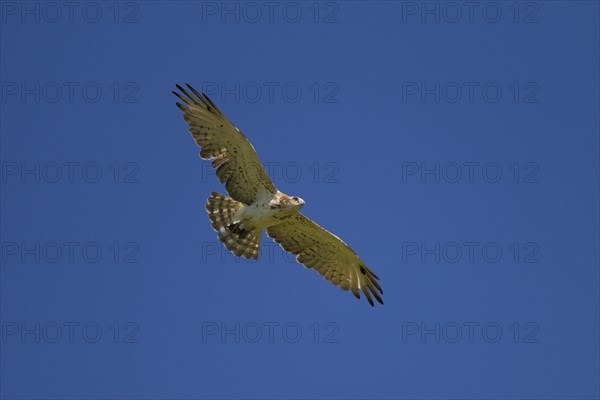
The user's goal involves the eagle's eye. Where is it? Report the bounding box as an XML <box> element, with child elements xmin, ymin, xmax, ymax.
<box><xmin>292</xmin><ymin>196</ymin><xmax>299</xmax><ymax>201</ymax></box>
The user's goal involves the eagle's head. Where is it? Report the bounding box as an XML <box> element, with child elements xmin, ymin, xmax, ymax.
<box><xmin>281</xmin><ymin>194</ymin><xmax>305</xmax><ymax>210</ymax></box>
<box><xmin>290</xmin><ymin>196</ymin><xmax>305</xmax><ymax>210</ymax></box>
<box><xmin>272</xmin><ymin>193</ymin><xmax>305</xmax><ymax>215</ymax></box>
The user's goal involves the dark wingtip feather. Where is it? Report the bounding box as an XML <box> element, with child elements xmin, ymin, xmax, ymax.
<box><xmin>184</xmin><ymin>83</ymin><xmax>197</xmax><ymax>96</ymax></box>
<box><xmin>175</xmin><ymin>84</ymin><xmax>198</xmax><ymax>104</ymax></box>
<box><xmin>173</xmin><ymin>90</ymin><xmax>193</xmax><ymax>106</ymax></box>
<box><xmin>371</xmin><ymin>288</ymin><xmax>384</xmax><ymax>305</ymax></box>
<box><xmin>362</xmin><ymin>287</ymin><xmax>374</xmax><ymax>306</ymax></box>
<box><xmin>186</xmin><ymin>83</ymin><xmax>204</xmax><ymax>100</ymax></box>
<box><xmin>203</xmin><ymin>93</ymin><xmax>221</xmax><ymax>112</ymax></box>
<box><xmin>172</xmin><ymin>90</ymin><xmax>185</xmax><ymax>102</ymax></box>
<box><xmin>371</xmin><ymin>278</ymin><xmax>383</xmax><ymax>294</ymax></box>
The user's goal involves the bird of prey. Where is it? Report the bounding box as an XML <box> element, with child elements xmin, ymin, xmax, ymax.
<box><xmin>174</xmin><ymin>84</ymin><xmax>383</xmax><ymax>306</ymax></box>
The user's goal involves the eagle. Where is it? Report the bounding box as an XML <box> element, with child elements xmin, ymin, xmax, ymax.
<box><xmin>174</xmin><ymin>84</ymin><xmax>383</xmax><ymax>306</ymax></box>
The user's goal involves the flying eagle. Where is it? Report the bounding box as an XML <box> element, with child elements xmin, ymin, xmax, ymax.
<box><xmin>174</xmin><ymin>84</ymin><xmax>383</xmax><ymax>306</ymax></box>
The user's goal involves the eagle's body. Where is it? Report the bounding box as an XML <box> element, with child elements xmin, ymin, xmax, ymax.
<box><xmin>236</xmin><ymin>191</ymin><xmax>304</xmax><ymax>231</ymax></box>
<box><xmin>174</xmin><ymin>84</ymin><xmax>384</xmax><ymax>306</ymax></box>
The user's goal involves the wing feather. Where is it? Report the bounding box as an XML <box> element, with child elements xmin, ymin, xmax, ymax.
<box><xmin>266</xmin><ymin>214</ymin><xmax>383</xmax><ymax>306</ymax></box>
<box><xmin>174</xmin><ymin>84</ymin><xmax>277</xmax><ymax>204</ymax></box>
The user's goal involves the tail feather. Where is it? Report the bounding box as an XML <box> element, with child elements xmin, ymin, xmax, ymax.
<box><xmin>205</xmin><ymin>192</ymin><xmax>261</xmax><ymax>260</ymax></box>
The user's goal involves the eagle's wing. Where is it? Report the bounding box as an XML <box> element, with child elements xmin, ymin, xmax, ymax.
<box><xmin>266</xmin><ymin>214</ymin><xmax>383</xmax><ymax>306</ymax></box>
<box><xmin>174</xmin><ymin>84</ymin><xmax>277</xmax><ymax>204</ymax></box>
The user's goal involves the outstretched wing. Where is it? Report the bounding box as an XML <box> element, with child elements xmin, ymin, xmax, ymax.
<box><xmin>266</xmin><ymin>214</ymin><xmax>383</xmax><ymax>306</ymax></box>
<box><xmin>174</xmin><ymin>84</ymin><xmax>277</xmax><ymax>204</ymax></box>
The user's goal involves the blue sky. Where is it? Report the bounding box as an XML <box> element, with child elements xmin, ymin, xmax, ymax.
<box><xmin>1</xmin><ymin>1</ymin><xmax>599</xmax><ymax>399</ymax></box>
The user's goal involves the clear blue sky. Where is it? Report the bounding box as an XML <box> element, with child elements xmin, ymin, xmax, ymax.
<box><xmin>1</xmin><ymin>1</ymin><xmax>599</xmax><ymax>399</ymax></box>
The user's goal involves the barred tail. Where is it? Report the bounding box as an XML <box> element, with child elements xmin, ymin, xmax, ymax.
<box><xmin>205</xmin><ymin>192</ymin><xmax>262</xmax><ymax>260</ymax></box>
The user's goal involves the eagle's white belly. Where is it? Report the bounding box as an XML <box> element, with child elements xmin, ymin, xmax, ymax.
<box><xmin>233</xmin><ymin>191</ymin><xmax>300</xmax><ymax>231</ymax></box>
<box><xmin>235</xmin><ymin>203</ymin><xmax>278</xmax><ymax>230</ymax></box>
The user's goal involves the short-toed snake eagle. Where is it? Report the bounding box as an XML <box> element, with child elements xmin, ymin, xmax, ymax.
<box><xmin>174</xmin><ymin>84</ymin><xmax>383</xmax><ymax>306</ymax></box>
